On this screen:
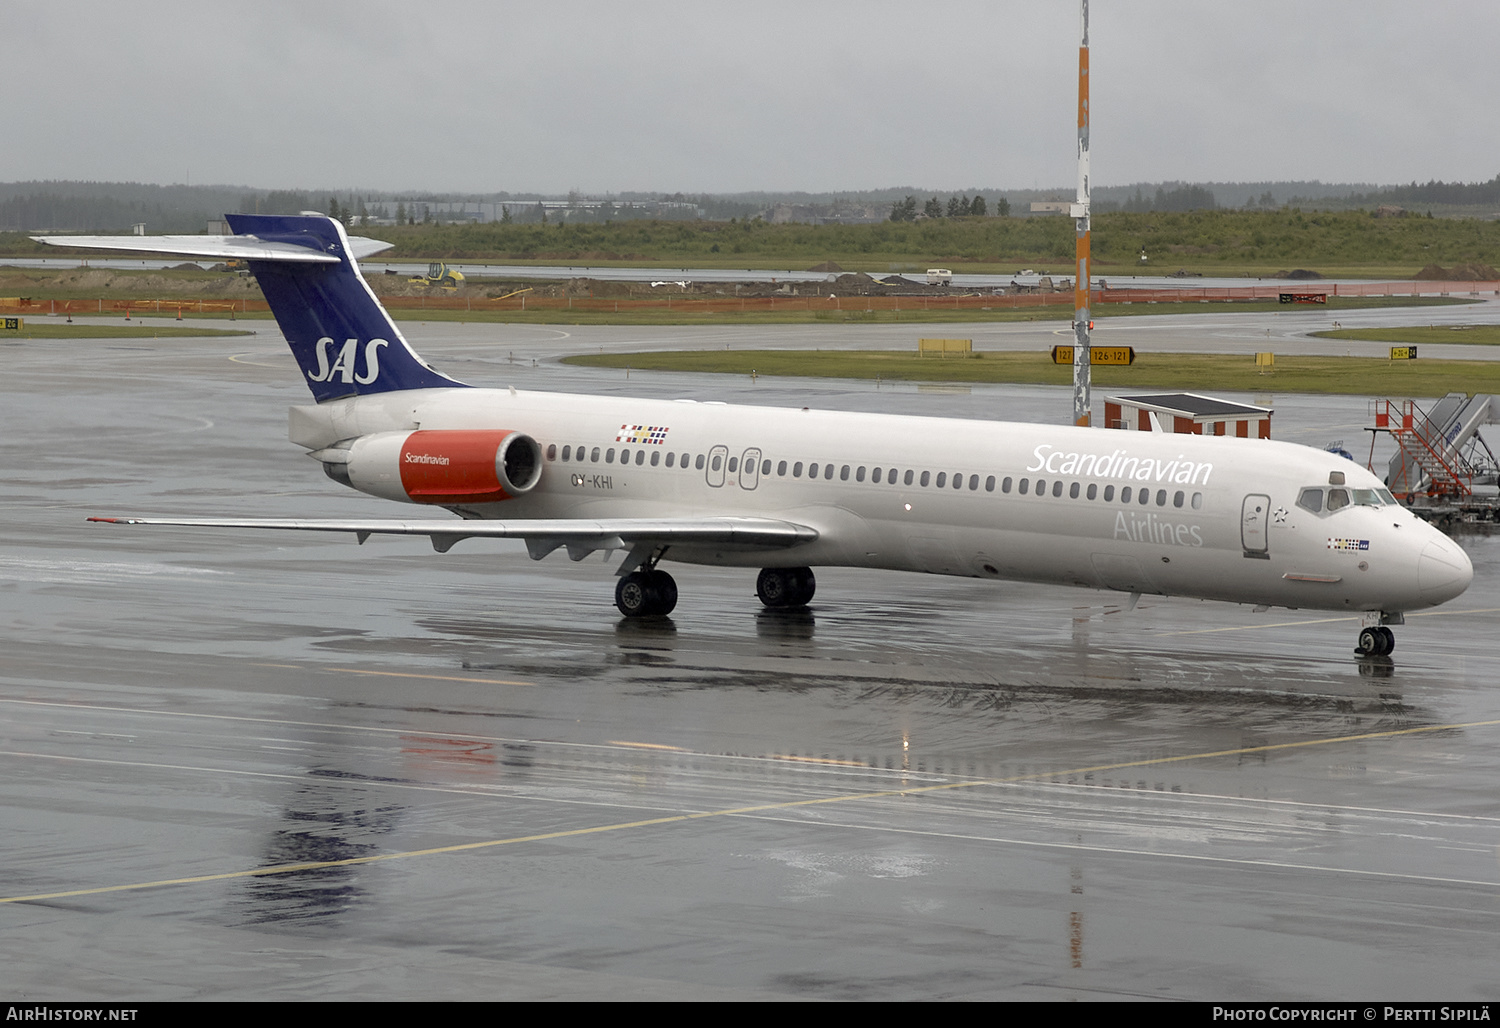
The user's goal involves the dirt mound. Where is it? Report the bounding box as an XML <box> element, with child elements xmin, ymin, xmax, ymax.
<box><xmin>1412</xmin><ymin>262</ymin><xmax>1496</xmax><ymax>281</ymax></box>
<box><xmin>806</xmin><ymin>261</ymin><xmax>843</xmax><ymax>273</ymax></box>
<box><xmin>1450</xmin><ymin>262</ymin><xmax>1499</xmax><ymax>280</ymax></box>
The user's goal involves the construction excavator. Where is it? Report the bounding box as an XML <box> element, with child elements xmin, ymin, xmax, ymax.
<box><xmin>409</xmin><ymin>261</ymin><xmax>465</xmax><ymax>291</ymax></box>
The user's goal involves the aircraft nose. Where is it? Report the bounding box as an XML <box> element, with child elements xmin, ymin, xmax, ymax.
<box><xmin>1418</xmin><ymin>537</ymin><xmax>1473</xmax><ymax>603</ymax></box>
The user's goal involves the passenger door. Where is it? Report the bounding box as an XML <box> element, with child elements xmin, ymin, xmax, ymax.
<box><xmin>1241</xmin><ymin>493</ymin><xmax>1271</xmax><ymax>559</ymax></box>
<box><xmin>739</xmin><ymin>448</ymin><xmax>761</xmax><ymax>490</ymax></box>
<box><xmin>705</xmin><ymin>444</ymin><xmax>728</xmax><ymax>488</ymax></box>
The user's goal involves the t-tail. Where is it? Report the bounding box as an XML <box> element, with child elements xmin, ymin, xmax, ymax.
<box><xmin>34</xmin><ymin>214</ymin><xmax>468</xmax><ymax>403</ymax></box>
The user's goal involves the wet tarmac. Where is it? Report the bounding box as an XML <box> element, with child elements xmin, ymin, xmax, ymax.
<box><xmin>2</xmin><ymin>314</ymin><xmax>1499</xmax><ymax>1000</ymax></box>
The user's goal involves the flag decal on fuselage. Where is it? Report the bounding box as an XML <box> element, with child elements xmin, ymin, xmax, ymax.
<box><xmin>616</xmin><ymin>424</ymin><xmax>670</xmax><ymax>445</ymax></box>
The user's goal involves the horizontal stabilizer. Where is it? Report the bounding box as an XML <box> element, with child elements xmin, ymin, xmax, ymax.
<box><xmin>31</xmin><ymin>233</ymin><xmax>393</xmax><ymax>262</ymax></box>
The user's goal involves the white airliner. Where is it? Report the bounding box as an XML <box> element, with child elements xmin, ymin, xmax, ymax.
<box><xmin>39</xmin><ymin>214</ymin><xmax>1472</xmax><ymax>655</ymax></box>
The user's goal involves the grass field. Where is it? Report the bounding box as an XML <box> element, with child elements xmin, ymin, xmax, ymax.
<box><xmin>1312</xmin><ymin>325</ymin><xmax>1500</xmax><ymax>346</ymax></box>
<box><xmin>562</xmin><ymin>349</ymin><xmax>1500</xmax><ymax>396</ymax></box>
<box><xmin>0</xmin><ymin>324</ymin><xmax>253</xmax><ymax>339</ymax></box>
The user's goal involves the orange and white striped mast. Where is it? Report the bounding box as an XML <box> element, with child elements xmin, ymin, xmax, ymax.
<box><xmin>1071</xmin><ymin>0</ymin><xmax>1092</xmax><ymax>427</ymax></box>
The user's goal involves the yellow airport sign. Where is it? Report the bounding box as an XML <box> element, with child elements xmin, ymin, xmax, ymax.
<box><xmin>1051</xmin><ymin>345</ymin><xmax>1134</xmax><ymax>366</ymax></box>
<box><xmin>919</xmin><ymin>337</ymin><xmax>973</xmax><ymax>356</ymax></box>
<box><xmin>1389</xmin><ymin>345</ymin><xmax>1418</xmax><ymax>360</ymax></box>
<box><xmin>1</xmin><ymin>317</ymin><xmax>22</xmax><ymax>331</ymax></box>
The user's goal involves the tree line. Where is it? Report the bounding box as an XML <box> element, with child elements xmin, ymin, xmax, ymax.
<box><xmin>888</xmin><ymin>194</ymin><xmax>1010</xmax><ymax>221</ymax></box>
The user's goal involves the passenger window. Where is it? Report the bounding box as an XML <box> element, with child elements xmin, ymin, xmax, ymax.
<box><xmin>1086</xmin><ymin>483</ymin><xmax>1097</xmax><ymax>500</ymax></box>
<box><xmin>970</xmin><ymin>475</ymin><xmax>980</xmax><ymax>491</ymax></box>
<box><xmin>778</xmin><ymin>460</ymin><xmax>788</xmax><ymax>476</ymax></box>
<box><xmin>591</xmin><ymin>447</ymin><xmax>601</xmax><ymax>462</ymax></box>
<box><xmin>680</xmin><ymin>452</ymin><xmax>689</xmax><ymax>468</ymax></box>
<box><xmin>606</xmin><ymin>448</ymin><xmax>616</xmax><ymax>464</ymax></box>
<box><xmin>650</xmin><ymin>451</ymin><xmax>660</xmax><ymax>466</ymax></box>
<box><xmin>1104</xmin><ymin>485</ymin><xmax>1115</xmax><ymax>501</ymax></box>
<box><xmin>1019</xmin><ymin>478</ymin><xmax>1029</xmax><ymax>495</ymax></box>
<box><xmin>727</xmin><ymin>457</ymin><xmax>738</xmax><ymax>473</ymax></box>
<box><xmin>920</xmin><ymin>471</ymin><xmax>931</xmax><ymax>487</ymax></box>
<box><xmin>904</xmin><ymin>470</ymin><xmax>914</xmax><ymax>486</ymax></box>
<box><xmin>840</xmin><ymin>465</ymin><xmax>850</xmax><ymax>481</ymax></box>
<box><xmin>711</xmin><ymin>454</ymin><xmax>723</xmax><ymax>471</ymax></box>
<box><xmin>1121</xmin><ymin>486</ymin><xmax>1131</xmax><ymax>502</ymax></box>
<box><xmin>1327</xmin><ymin>488</ymin><xmax>1349</xmax><ymax>511</ymax></box>
<box><xmin>872</xmin><ymin>467</ymin><xmax>882</xmax><ymax>483</ymax></box>
<box><xmin>1053</xmin><ymin>481</ymin><xmax>1064</xmax><ymax>498</ymax></box>
<box><xmin>1140</xmin><ymin>489</ymin><xmax>1151</xmax><ymax>505</ymax></box>
<box><xmin>856</xmin><ymin>466</ymin><xmax>866</xmax><ymax>482</ymax></box>
<box><xmin>636</xmin><ymin>450</ymin><xmax>646</xmax><ymax>466</ymax></box>
<box><xmin>695</xmin><ymin>454</ymin><xmax>705</xmax><ymax>470</ymax></box>
<box><xmin>954</xmin><ymin>474</ymin><xmax>963</xmax><ymax>490</ymax></box>
<box><xmin>1069</xmin><ymin>482</ymin><xmax>1080</xmax><ymax>499</ymax></box>
<box><xmin>561</xmin><ymin>445</ymin><xmax>572</xmax><ymax>462</ymax></box>
<box><xmin>1035</xmin><ymin>478</ymin><xmax>1045</xmax><ymax>495</ymax></box>
<box><xmin>546</xmin><ymin>444</ymin><xmax>557</xmax><ymax>461</ymax></box>
<box><xmin>666</xmin><ymin>452</ymin><xmax>675</xmax><ymax>467</ymax></box>
<box><xmin>935</xmin><ymin>472</ymin><xmax>947</xmax><ymax>488</ymax></box>
<box><xmin>1173</xmin><ymin>490</ymin><xmax>1184</xmax><ymax>508</ymax></box>
<box><xmin>1156</xmin><ymin>489</ymin><xmax>1166</xmax><ymax>506</ymax></box>
<box><xmin>1192</xmin><ymin>492</ymin><xmax>1203</xmax><ymax>509</ymax></box>
<box><xmin>793</xmin><ymin>461</ymin><xmax>803</xmax><ymax>477</ymax></box>
<box><xmin>762</xmin><ymin>460</ymin><xmax>771</xmax><ymax>475</ymax></box>
<box><xmin>824</xmin><ymin>464</ymin><xmax>834</xmax><ymax>480</ymax></box>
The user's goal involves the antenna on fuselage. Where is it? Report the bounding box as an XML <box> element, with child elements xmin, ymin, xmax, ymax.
<box><xmin>1071</xmin><ymin>0</ymin><xmax>1092</xmax><ymax>428</ymax></box>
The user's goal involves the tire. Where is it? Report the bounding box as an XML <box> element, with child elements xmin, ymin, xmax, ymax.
<box><xmin>644</xmin><ymin>570</ymin><xmax>678</xmax><ymax>616</ymax></box>
<box><xmin>756</xmin><ymin>568</ymin><xmax>792</xmax><ymax>607</ymax></box>
<box><xmin>615</xmin><ymin>572</ymin><xmax>650</xmax><ymax>617</ymax></box>
<box><xmin>788</xmin><ymin>567</ymin><xmax>816</xmax><ymax>606</ymax></box>
<box><xmin>1377</xmin><ymin>626</ymin><xmax>1396</xmax><ymax>655</ymax></box>
<box><xmin>1358</xmin><ymin>627</ymin><xmax>1380</xmax><ymax>655</ymax></box>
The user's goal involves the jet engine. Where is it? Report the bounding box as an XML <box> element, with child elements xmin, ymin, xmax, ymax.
<box><xmin>315</xmin><ymin>429</ymin><xmax>542</xmax><ymax>505</ymax></box>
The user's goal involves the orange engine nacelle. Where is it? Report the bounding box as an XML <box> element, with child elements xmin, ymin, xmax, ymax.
<box><xmin>329</xmin><ymin>429</ymin><xmax>543</xmax><ymax>505</ymax></box>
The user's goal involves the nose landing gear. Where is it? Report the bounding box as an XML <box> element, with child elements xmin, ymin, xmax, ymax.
<box><xmin>1356</xmin><ymin>625</ymin><xmax>1395</xmax><ymax>656</ymax></box>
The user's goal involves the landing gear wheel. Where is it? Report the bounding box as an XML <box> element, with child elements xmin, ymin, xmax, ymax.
<box><xmin>1357</xmin><ymin>626</ymin><xmax>1395</xmax><ymax>656</ymax></box>
<box><xmin>645</xmin><ymin>569</ymin><xmax>678</xmax><ymax>615</ymax></box>
<box><xmin>757</xmin><ymin>567</ymin><xmax>816</xmax><ymax>608</ymax></box>
<box><xmin>615</xmin><ymin>569</ymin><xmax>678</xmax><ymax>617</ymax></box>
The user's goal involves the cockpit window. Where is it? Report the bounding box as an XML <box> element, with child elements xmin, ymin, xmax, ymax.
<box><xmin>1351</xmin><ymin>488</ymin><xmax>1386</xmax><ymax>507</ymax></box>
<box><xmin>1297</xmin><ymin>488</ymin><xmax>1323</xmax><ymax>513</ymax></box>
<box><xmin>1326</xmin><ymin>488</ymin><xmax>1350</xmax><ymax>511</ymax></box>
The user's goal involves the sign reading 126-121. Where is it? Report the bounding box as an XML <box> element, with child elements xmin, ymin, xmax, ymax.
<box><xmin>1051</xmin><ymin>345</ymin><xmax>1134</xmax><ymax>366</ymax></box>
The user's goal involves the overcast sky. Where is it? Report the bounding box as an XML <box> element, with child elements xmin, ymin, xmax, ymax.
<box><xmin>4</xmin><ymin>0</ymin><xmax>1495</xmax><ymax>194</ymax></box>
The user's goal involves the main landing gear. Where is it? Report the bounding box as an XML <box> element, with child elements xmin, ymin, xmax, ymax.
<box><xmin>1356</xmin><ymin>625</ymin><xmax>1395</xmax><ymax>657</ymax></box>
<box><xmin>756</xmin><ymin>566</ymin><xmax>816</xmax><ymax>609</ymax></box>
<box><xmin>612</xmin><ymin>565</ymin><xmax>817</xmax><ymax>618</ymax></box>
<box><xmin>614</xmin><ymin>569</ymin><xmax>678</xmax><ymax>617</ymax></box>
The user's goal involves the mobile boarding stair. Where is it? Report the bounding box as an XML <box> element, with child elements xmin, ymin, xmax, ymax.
<box><xmin>1368</xmin><ymin>393</ymin><xmax>1500</xmax><ymax>525</ymax></box>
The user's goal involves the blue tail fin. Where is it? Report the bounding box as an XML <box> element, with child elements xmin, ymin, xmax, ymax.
<box><xmin>226</xmin><ymin>214</ymin><xmax>467</xmax><ymax>403</ymax></box>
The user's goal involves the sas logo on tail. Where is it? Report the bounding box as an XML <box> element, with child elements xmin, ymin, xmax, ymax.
<box><xmin>307</xmin><ymin>337</ymin><xmax>389</xmax><ymax>384</ymax></box>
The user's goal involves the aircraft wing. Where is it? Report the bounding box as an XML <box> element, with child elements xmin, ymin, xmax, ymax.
<box><xmin>88</xmin><ymin>515</ymin><xmax>819</xmax><ymax>564</ymax></box>
<box><xmin>31</xmin><ymin>233</ymin><xmax>394</xmax><ymax>261</ymax></box>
